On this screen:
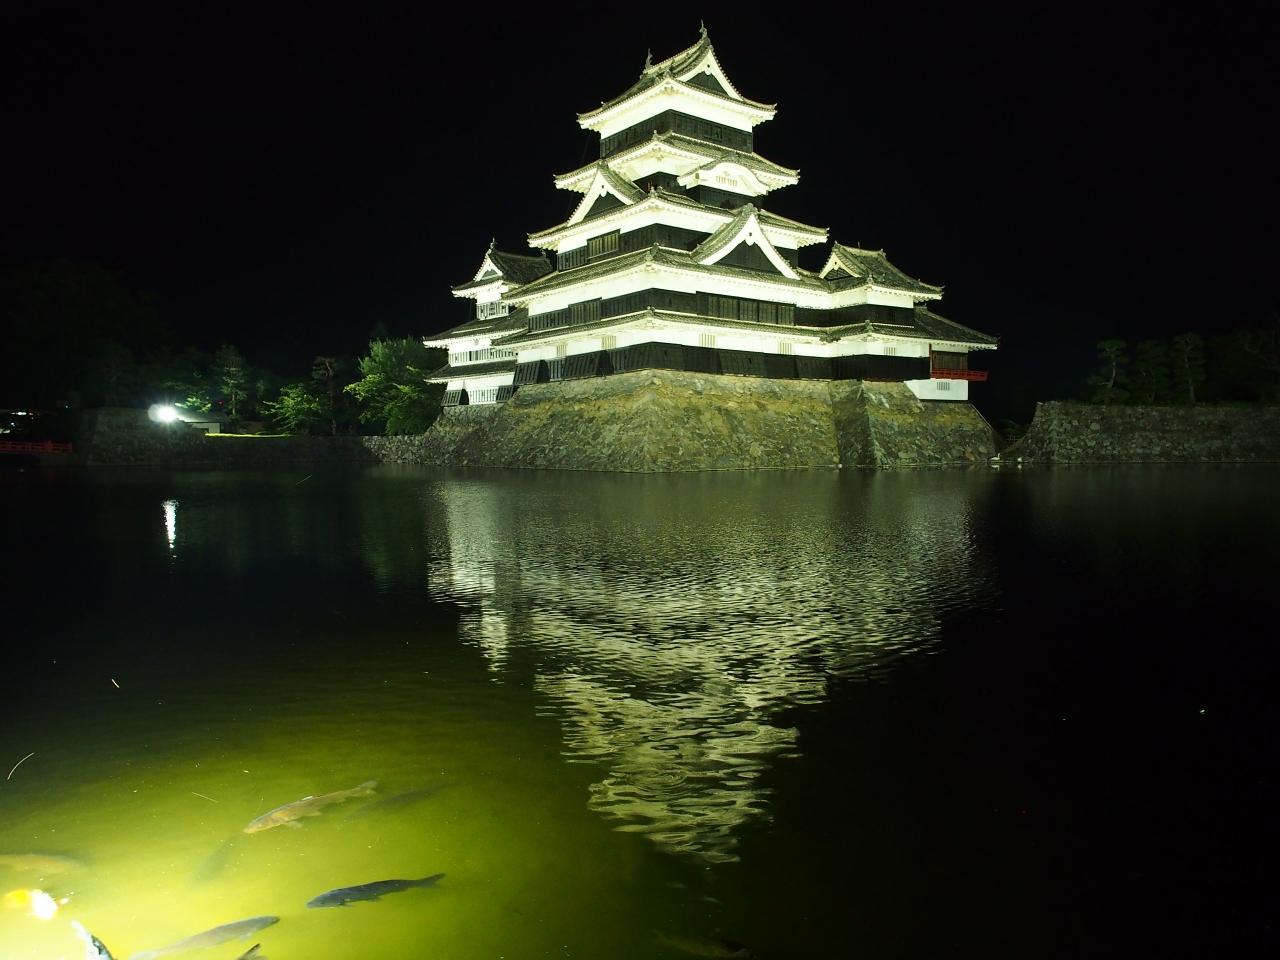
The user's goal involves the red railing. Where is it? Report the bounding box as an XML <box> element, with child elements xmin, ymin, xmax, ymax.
<box><xmin>930</xmin><ymin>368</ymin><xmax>989</xmax><ymax>382</ymax></box>
<box><xmin>0</xmin><ymin>440</ymin><xmax>74</xmax><ymax>454</ymax></box>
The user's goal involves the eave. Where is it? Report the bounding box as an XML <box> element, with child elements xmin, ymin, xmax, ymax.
<box><xmin>578</xmin><ymin>75</ymin><xmax>776</xmax><ymax>134</ymax></box>
<box><xmin>529</xmin><ymin>191</ymin><xmax>826</xmax><ymax>252</ymax></box>
<box><xmin>505</xmin><ymin>246</ymin><xmax>829</xmax><ymax>307</ymax></box>
<box><xmin>425</xmin><ymin>358</ymin><xmax>519</xmax><ymax>382</ymax></box>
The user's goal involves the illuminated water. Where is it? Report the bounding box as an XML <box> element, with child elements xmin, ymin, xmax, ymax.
<box><xmin>0</xmin><ymin>467</ymin><xmax>1275</xmax><ymax>957</ymax></box>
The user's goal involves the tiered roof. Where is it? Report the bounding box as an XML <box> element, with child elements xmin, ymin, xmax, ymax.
<box><xmin>430</xmin><ymin>29</ymin><xmax>995</xmax><ymax>361</ymax></box>
<box><xmin>578</xmin><ymin>26</ymin><xmax>775</xmax><ymax>130</ymax></box>
<box><xmin>555</xmin><ymin>134</ymin><xmax>799</xmax><ymax>192</ymax></box>
<box><xmin>529</xmin><ymin>183</ymin><xmax>826</xmax><ymax>250</ymax></box>
<box><xmin>820</xmin><ymin>243</ymin><xmax>942</xmax><ymax>296</ymax></box>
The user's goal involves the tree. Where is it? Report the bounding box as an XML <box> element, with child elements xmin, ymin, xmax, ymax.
<box><xmin>262</xmin><ymin>382</ymin><xmax>324</xmax><ymax>434</ymax></box>
<box><xmin>1241</xmin><ymin>321</ymin><xmax>1279</xmax><ymax>373</ymax></box>
<box><xmin>1087</xmin><ymin>339</ymin><xmax>1129</xmax><ymax>404</ymax></box>
<box><xmin>1129</xmin><ymin>339</ymin><xmax>1172</xmax><ymax>404</ymax></box>
<box><xmin>345</xmin><ymin>337</ymin><xmax>446</xmax><ymax>435</ymax></box>
<box><xmin>1171</xmin><ymin>333</ymin><xmax>1206</xmax><ymax>404</ymax></box>
<box><xmin>310</xmin><ymin>355</ymin><xmax>348</xmax><ymax>436</ymax></box>
<box><xmin>212</xmin><ymin>344</ymin><xmax>250</xmax><ymax>420</ymax></box>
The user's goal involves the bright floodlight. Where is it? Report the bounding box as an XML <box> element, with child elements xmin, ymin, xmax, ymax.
<box><xmin>149</xmin><ymin>404</ymin><xmax>180</xmax><ymax>423</ymax></box>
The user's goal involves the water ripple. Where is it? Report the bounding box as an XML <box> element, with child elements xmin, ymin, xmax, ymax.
<box><xmin>420</xmin><ymin>471</ymin><xmax>999</xmax><ymax>862</ymax></box>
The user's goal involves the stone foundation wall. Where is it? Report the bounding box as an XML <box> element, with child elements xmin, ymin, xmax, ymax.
<box><xmin>1005</xmin><ymin>402</ymin><xmax>1280</xmax><ymax>463</ymax></box>
<box><xmin>75</xmin><ymin>376</ymin><xmax>1001</xmax><ymax>472</ymax></box>
<box><xmin>362</xmin><ymin>406</ymin><xmax>498</xmax><ymax>465</ymax></box>
<box><xmin>425</xmin><ymin>372</ymin><xmax>997</xmax><ymax>471</ymax></box>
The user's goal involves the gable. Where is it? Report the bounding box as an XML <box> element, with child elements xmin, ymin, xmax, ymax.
<box><xmin>686</xmin><ymin>71</ymin><xmax>730</xmax><ymax>97</ymax></box>
<box><xmin>717</xmin><ymin>241</ymin><xmax>787</xmax><ymax>275</ymax></box>
<box><xmin>694</xmin><ymin>208</ymin><xmax>799</xmax><ymax>279</ymax></box>
<box><xmin>565</xmin><ymin>166</ymin><xmax>644</xmax><ymax>226</ymax></box>
<box><xmin>581</xmin><ymin>189</ymin><xmax>628</xmax><ymax>220</ymax></box>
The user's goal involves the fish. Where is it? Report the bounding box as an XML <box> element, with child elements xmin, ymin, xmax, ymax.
<box><xmin>0</xmin><ymin>852</ymin><xmax>85</xmax><ymax>875</ymax></box>
<box><xmin>342</xmin><ymin>785</ymin><xmax>447</xmax><ymax>820</ymax></box>
<box><xmin>306</xmin><ymin>873</ymin><xmax>445</xmax><ymax>908</ymax></box>
<box><xmin>71</xmin><ymin>920</ymin><xmax>116</xmax><ymax>960</ymax></box>
<box><xmin>128</xmin><ymin>916</ymin><xmax>279</xmax><ymax>960</ymax></box>
<box><xmin>191</xmin><ymin>837</ymin><xmax>238</xmax><ymax>883</ymax></box>
<box><xmin>233</xmin><ymin>946</ymin><xmax>263</xmax><ymax>960</ymax></box>
<box><xmin>655</xmin><ymin>932</ymin><xmax>752</xmax><ymax>958</ymax></box>
<box><xmin>243</xmin><ymin>780</ymin><xmax>378</xmax><ymax>833</ymax></box>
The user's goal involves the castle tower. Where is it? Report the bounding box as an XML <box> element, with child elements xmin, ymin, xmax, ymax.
<box><xmin>427</xmin><ymin>28</ymin><xmax>994</xmax><ymax>406</ymax></box>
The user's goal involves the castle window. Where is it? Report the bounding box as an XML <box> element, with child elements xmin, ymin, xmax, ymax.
<box><xmin>700</xmin><ymin>333</ymin><xmax>716</xmax><ymax>348</ymax></box>
<box><xmin>476</xmin><ymin>300</ymin><xmax>509</xmax><ymax>320</ymax></box>
<box><xmin>601</xmin><ymin>334</ymin><xmax>617</xmax><ymax>349</ymax></box>
<box><xmin>587</xmin><ymin>231</ymin><xmax>620</xmax><ymax>260</ymax></box>
<box><xmin>937</xmin><ymin>380</ymin><xmax>951</xmax><ymax>392</ymax></box>
<box><xmin>569</xmin><ymin>299</ymin><xmax>601</xmax><ymax>327</ymax></box>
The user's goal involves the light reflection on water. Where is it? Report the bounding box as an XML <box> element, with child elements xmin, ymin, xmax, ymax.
<box><xmin>422</xmin><ymin>472</ymin><xmax>996</xmax><ymax>862</ymax></box>
<box><xmin>0</xmin><ymin>467</ymin><xmax>999</xmax><ymax>958</ymax></box>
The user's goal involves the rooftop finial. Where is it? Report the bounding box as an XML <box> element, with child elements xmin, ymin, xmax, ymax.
<box><xmin>699</xmin><ymin>20</ymin><xmax>708</xmax><ymax>39</ymax></box>
<box><xmin>643</xmin><ymin>48</ymin><xmax>652</xmax><ymax>69</ymax></box>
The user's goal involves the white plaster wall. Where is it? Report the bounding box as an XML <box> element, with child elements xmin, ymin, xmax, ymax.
<box><xmin>446</xmin><ymin>372</ymin><xmax>515</xmax><ymax>405</ymax></box>
<box><xmin>525</xmin><ymin>264</ymin><xmax>831</xmax><ymax>313</ymax></box>
<box><xmin>906</xmin><ymin>378</ymin><xmax>968</xmax><ymax>401</ymax></box>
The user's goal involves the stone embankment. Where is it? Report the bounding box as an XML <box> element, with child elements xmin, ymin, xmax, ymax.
<box><xmin>75</xmin><ymin>373</ymin><xmax>1001</xmax><ymax>471</ymax></box>
<box><xmin>76</xmin><ymin>408</ymin><xmax>379</xmax><ymax>466</ymax></box>
<box><xmin>1001</xmin><ymin>401</ymin><xmax>1280</xmax><ymax>463</ymax></box>
<box><xmin>411</xmin><ymin>371</ymin><xmax>997</xmax><ymax>470</ymax></box>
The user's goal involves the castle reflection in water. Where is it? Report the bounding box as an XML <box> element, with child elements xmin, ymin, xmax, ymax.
<box><xmin>418</xmin><ymin>471</ymin><xmax>996</xmax><ymax>863</ymax></box>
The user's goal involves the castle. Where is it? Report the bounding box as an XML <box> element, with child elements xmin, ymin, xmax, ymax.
<box><xmin>424</xmin><ymin>27</ymin><xmax>994</xmax><ymax>436</ymax></box>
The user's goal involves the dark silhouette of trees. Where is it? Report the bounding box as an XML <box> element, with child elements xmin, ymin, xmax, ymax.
<box><xmin>1087</xmin><ymin>339</ymin><xmax>1129</xmax><ymax>404</ymax></box>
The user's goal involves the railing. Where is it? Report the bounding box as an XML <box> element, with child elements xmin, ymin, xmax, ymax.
<box><xmin>0</xmin><ymin>440</ymin><xmax>74</xmax><ymax>454</ymax></box>
<box><xmin>931</xmin><ymin>368</ymin><xmax>989</xmax><ymax>381</ymax></box>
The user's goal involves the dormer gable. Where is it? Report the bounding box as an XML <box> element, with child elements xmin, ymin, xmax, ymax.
<box><xmin>567</xmin><ymin>164</ymin><xmax>646</xmax><ymax>226</ymax></box>
<box><xmin>692</xmin><ymin>205</ymin><xmax>799</xmax><ymax>279</ymax></box>
<box><xmin>819</xmin><ymin>243</ymin><xmax>942</xmax><ymax>299</ymax></box>
<box><xmin>452</xmin><ymin>242</ymin><xmax>553</xmax><ymax>299</ymax></box>
<box><xmin>677</xmin><ymin>158</ymin><xmax>774</xmax><ymax>198</ymax></box>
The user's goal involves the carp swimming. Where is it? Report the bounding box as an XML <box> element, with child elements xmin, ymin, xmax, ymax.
<box><xmin>243</xmin><ymin>781</ymin><xmax>377</xmax><ymax>832</ymax></box>
<box><xmin>128</xmin><ymin>916</ymin><xmax>279</xmax><ymax>960</ymax></box>
<box><xmin>0</xmin><ymin>852</ymin><xmax>85</xmax><ymax>875</ymax></box>
<box><xmin>306</xmin><ymin>873</ymin><xmax>445</xmax><ymax>908</ymax></box>
<box><xmin>71</xmin><ymin>920</ymin><xmax>116</xmax><ymax>960</ymax></box>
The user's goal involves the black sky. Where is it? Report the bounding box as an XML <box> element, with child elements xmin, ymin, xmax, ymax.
<box><xmin>4</xmin><ymin>2</ymin><xmax>1276</xmax><ymax>417</ymax></box>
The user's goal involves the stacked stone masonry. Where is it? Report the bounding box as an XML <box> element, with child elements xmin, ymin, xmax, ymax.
<box><xmin>78</xmin><ymin>376</ymin><xmax>999</xmax><ymax>471</ymax></box>
<box><xmin>1006</xmin><ymin>401</ymin><xmax>1280</xmax><ymax>463</ymax></box>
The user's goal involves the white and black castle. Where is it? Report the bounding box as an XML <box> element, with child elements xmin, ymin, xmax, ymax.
<box><xmin>425</xmin><ymin>27</ymin><xmax>994</xmax><ymax>408</ymax></box>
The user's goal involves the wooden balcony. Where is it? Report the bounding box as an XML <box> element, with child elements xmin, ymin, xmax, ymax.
<box><xmin>930</xmin><ymin>368</ymin><xmax>988</xmax><ymax>382</ymax></box>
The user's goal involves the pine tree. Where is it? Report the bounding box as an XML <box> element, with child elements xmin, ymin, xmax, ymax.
<box><xmin>1087</xmin><ymin>339</ymin><xmax>1129</xmax><ymax>404</ymax></box>
<box><xmin>212</xmin><ymin>344</ymin><xmax>249</xmax><ymax>420</ymax></box>
<box><xmin>1171</xmin><ymin>333</ymin><xmax>1206</xmax><ymax>404</ymax></box>
<box><xmin>1130</xmin><ymin>339</ymin><xmax>1172</xmax><ymax>404</ymax></box>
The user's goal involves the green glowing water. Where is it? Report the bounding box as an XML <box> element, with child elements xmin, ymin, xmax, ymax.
<box><xmin>1</xmin><ymin>466</ymin><xmax>1276</xmax><ymax>957</ymax></box>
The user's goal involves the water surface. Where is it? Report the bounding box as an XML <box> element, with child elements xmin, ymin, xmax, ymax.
<box><xmin>1</xmin><ymin>466</ymin><xmax>1275</xmax><ymax>957</ymax></box>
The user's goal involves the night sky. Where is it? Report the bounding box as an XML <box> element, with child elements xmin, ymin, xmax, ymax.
<box><xmin>4</xmin><ymin>2</ymin><xmax>1276</xmax><ymax>419</ymax></box>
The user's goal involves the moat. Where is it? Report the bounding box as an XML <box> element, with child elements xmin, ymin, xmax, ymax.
<box><xmin>1</xmin><ymin>467</ymin><xmax>1275</xmax><ymax>957</ymax></box>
